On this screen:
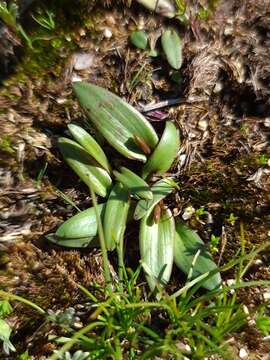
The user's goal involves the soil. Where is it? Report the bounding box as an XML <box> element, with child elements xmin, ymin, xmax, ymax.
<box><xmin>0</xmin><ymin>0</ymin><xmax>270</xmax><ymax>359</ymax></box>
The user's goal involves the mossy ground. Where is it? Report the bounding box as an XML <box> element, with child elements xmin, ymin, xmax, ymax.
<box><xmin>0</xmin><ymin>0</ymin><xmax>270</xmax><ymax>358</ymax></box>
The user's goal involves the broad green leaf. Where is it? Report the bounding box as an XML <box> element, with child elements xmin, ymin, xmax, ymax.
<box><xmin>46</xmin><ymin>234</ymin><xmax>99</xmax><ymax>248</ymax></box>
<box><xmin>0</xmin><ymin>300</ymin><xmax>12</xmax><ymax>317</ymax></box>
<box><xmin>161</xmin><ymin>29</ymin><xmax>182</xmax><ymax>69</ymax></box>
<box><xmin>58</xmin><ymin>137</ymin><xmax>112</xmax><ymax>197</ymax></box>
<box><xmin>174</xmin><ymin>222</ymin><xmax>221</xmax><ymax>290</ymax></box>
<box><xmin>68</xmin><ymin>124</ymin><xmax>111</xmax><ymax>173</ymax></box>
<box><xmin>55</xmin><ymin>203</ymin><xmax>105</xmax><ymax>240</ymax></box>
<box><xmin>73</xmin><ymin>82</ymin><xmax>158</xmax><ymax>162</ymax></box>
<box><xmin>142</xmin><ymin>121</ymin><xmax>180</xmax><ymax>180</ymax></box>
<box><xmin>140</xmin><ymin>208</ymin><xmax>175</xmax><ymax>290</ymax></box>
<box><xmin>0</xmin><ymin>319</ymin><xmax>15</xmax><ymax>354</ymax></box>
<box><xmin>134</xmin><ymin>177</ymin><xmax>178</xmax><ymax>220</ymax></box>
<box><xmin>113</xmin><ymin>167</ymin><xmax>153</xmax><ymax>200</ymax></box>
<box><xmin>103</xmin><ymin>183</ymin><xmax>130</xmax><ymax>251</ymax></box>
<box><xmin>130</xmin><ymin>30</ymin><xmax>148</xmax><ymax>49</ymax></box>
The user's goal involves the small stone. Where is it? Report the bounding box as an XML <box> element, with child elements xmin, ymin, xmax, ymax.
<box><xmin>264</xmin><ymin>117</ymin><xmax>270</xmax><ymax>127</ymax></box>
<box><xmin>239</xmin><ymin>348</ymin><xmax>248</xmax><ymax>359</ymax></box>
<box><xmin>263</xmin><ymin>292</ymin><xmax>270</xmax><ymax>301</ymax></box>
<box><xmin>243</xmin><ymin>305</ymin><xmax>249</xmax><ymax>315</ymax></box>
<box><xmin>226</xmin><ymin>279</ymin><xmax>236</xmax><ymax>294</ymax></box>
<box><xmin>56</xmin><ymin>98</ymin><xmax>67</xmax><ymax>105</ymax></box>
<box><xmin>79</xmin><ymin>28</ymin><xmax>86</xmax><ymax>37</ymax></box>
<box><xmin>72</xmin><ymin>74</ymin><xmax>82</xmax><ymax>83</ymax></box>
<box><xmin>73</xmin><ymin>52</ymin><xmax>94</xmax><ymax>71</ymax></box>
<box><xmin>198</xmin><ymin>118</ymin><xmax>208</xmax><ymax>132</ymax></box>
<box><xmin>73</xmin><ymin>321</ymin><xmax>83</xmax><ymax>329</ymax></box>
<box><xmin>182</xmin><ymin>206</ymin><xmax>195</xmax><ymax>220</ymax></box>
<box><xmin>179</xmin><ymin>153</ymin><xmax>186</xmax><ymax>167</ymax></box>
<box><xmin>104</xmin><ymin>28</ymin><xmax>112</xmax><ymax>38</ymax></box>
<box><xmin>224</xmin><ymin>25</ymin><xmax>233</xmax><ymax>36</ymax></box>
<box><xmin>213</xmin><ymin>81</ymin><xmax>223</xmax><ymax>93</ymax></box>
<box><xmin>75</xmin><ymin>304</ymin><xmax>85</xmax><ymax>310</ymax></box>
<box><xmin>105</xmin><ymin>15</ymin><xmax>116</xmax><ymax>26</ymax></box>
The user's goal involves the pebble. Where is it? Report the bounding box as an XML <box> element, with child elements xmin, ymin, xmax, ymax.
<box><xmin>179</xmin><ymin>153</ymin><xmax>187</xmax><ymax>168</ymax></box>
<box><xmin>72</xmin><ymin>74</ymin><xmax>82</xmax><ymax>83</ymax></box>
<box><xmin>198</xmin><ymin>118</ymin><xmax>208</xmax><ymax>132</ymax></box>
<box><xmin>73</xmin><ymin>52</ymin><xmax>94</xmax><ymax>71</ymax></box>
<box><xmin>104</xmin><ymin>28</ymin><xmax>112</xmax><ymax>38</ymax></box>
<box><xmin>264</xmin><ymin>117</ymin><xmax>270</xmax><ymax>127</ymax></box>
<box><xmin>243</xmin><ymin>305</ymin><xmax>249</xmax><ymax>315</ymax></box>
<box><xmin>263</xmin><ymin>292</ymin><xmax>270</xmax><ymax>301</ymax></box>
<box><xmin>239</xmin><ymin>348</ymin><xmax>248</xmax><ymax>359</ymax></box>
<box><xmin>73</xmin><ymin>321</ymin><xmax>83</xmax><ymax>329</ymax></box>
<box><xmin>56</xmin><ymin>98</ymin><xmax>67</xmax><ymax>105</ymax></box>
<box><xmin>213</xmin><ymin>81</ymin><xmax>223</xmax><ymax>93</ymax></box>
<box><xmin>226</xmin><ymin>279</ymin><xmax>236</xmax><ymax>294</ymax></box>
<box><xmin>105</xmin><ymin>15</ymin><xmax>116</xmax><ymax>26</ymax></box>
<box><xmin>182</xmin><ymin>206</ymin><xmax>195</xmax><ymax>220</ymax></box>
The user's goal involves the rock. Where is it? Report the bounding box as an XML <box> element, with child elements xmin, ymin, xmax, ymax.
<box><xmin>73</xmin><ymin>52</ymin><xmax>94</xmax><ymax>71</ymax></box>
<box><xmin>263</xmin><ymin>292</ymin><xmax>270</xmax><ymax>301</ymax></box>
<box><xmin>103</xmin><ymin>27</ymin><xmax>113</xmax><ymax>38</ymax></box>
<box><xmin>239</xmin><ymin>348</ymin><xmax>248</xmax><ymax>359</ymax></box>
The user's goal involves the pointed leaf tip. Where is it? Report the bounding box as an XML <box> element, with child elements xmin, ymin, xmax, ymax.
<box><xmin>140</xmin><ymin>208</ymin><xmax>175</xmax><ymax>290</ymax></box>
<box><xmin>73</xmin><ymin>82</ymin><xmax>159</xmax><ymax>162</ymax></box>
<box><xmin>161</xmin><ymin>29</ymin><xmax>182</xmax><ymax>70</ymax></box>
<box><xmin>174</xmin><ymin>222</ymin><xmax>222</xmax><ymax>290</ymax></box>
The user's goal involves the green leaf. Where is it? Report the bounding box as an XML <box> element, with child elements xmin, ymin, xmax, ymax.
<box><xmin>0</xmin><ymin>301</ymin><xmax>12</xmax><ymax>317</ymax></box>
<box><xmin>55</xmin><ymin>203</ymin><xmax>105</xmax><ymax>239</ymax></box>
<box><xmin>140</xmin><ymin>208</ymin><xmax>175</xmax><ymax>290</ymax></box>
<box><xmin>46</xmin><ymin>234</ymin><xmax>99</xmax><ymax>248</ymax></box>
<box><xmin>68</xmin><ymin>124</ymin><xmax>111</xmax><ymax>173</ymax></box>
<box><xmin>0</xmin><ymin>319</ymin><xmax>15</xmax><ymax>354</ymax></box>
<box><xmin>45</xmin><ymin>204</ymin><xmax>106</xmax><ymax>248</ymax></box>
<box><xmin>18</xmin><ymin>351</ymin><xmax>31</xmax><ymax>360</ymax></box>
<box><xmin>256</xmin><ymin>312</ymin><xmax>270</xmax><ymax>336</ymax></box>
<box><xmin>174</xmin><ymin>222</ymin><xmax>221</xmax><ymax>290</ymax></box>
<box><xmin>103</xmin><ymin>183</ymin><xmax>130</xmax><ymax>251</ymax></box>
<box><xmin>58</xmin><ymin>137</ymin><xmax>112</xmax><ymax>197</ymax></box>
<box><xmin>113</xmin><ymin>167</ymin><xmax>153</xmax><ymax>200</ymax></box>
<box><xmin>142</xmin><ymin>121</ymin><xmax>180</xmax><ymax>180</ymax></box>
<box><xmin>73</xmin><ymin>82</ymin><xmax>158</xmax><ymax>162</ymax></box>
<box><xmin>130</xmin><ymin>30</ymin><xmax>148</xmax><ymax>49</ymax></box>
<box><xmin>161</xmin><ymin>29</ymin><xmax>182</xmax><ymax>69</ymax></box>
<box><xmin>134</xmin><ymin>177</ymin><xmax>178</xmax><ymax>220</ymax></box>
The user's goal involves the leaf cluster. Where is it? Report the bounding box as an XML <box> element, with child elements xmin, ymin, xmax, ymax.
<box><xmin>47</xmin><ymin>82</ymin><xmax>221</xmax><ymax>292</ymax></box>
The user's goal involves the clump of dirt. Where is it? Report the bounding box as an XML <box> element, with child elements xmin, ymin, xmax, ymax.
<box><xmin>0</xmin><ymin>240</ymin><xmax>107</xmax><ymax>357</ymax></box>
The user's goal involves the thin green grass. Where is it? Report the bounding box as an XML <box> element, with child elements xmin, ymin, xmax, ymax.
<box><xmin>1</xmin><ymin>207</ymin><xmax>270</xmax><ymax>359</ymax></box>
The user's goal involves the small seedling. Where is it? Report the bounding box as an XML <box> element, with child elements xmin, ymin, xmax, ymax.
<box><xmin>32</xmin><ymin>9</ymin><xmax>55</xmax><ymax>31</ymax></box>
<box><xmin>130</xmin><ymin>30</ymin><xmax>148</xmax><ymax>49</ymax></box>
<box><xmin>209</xmin><ymin>234</ymin><xmax>221</xmax><ymax>254</ymax></box>
<box><xmin>130</xmin><ymin>28</ymin><xmax>183</xmax><ymax>70</ymax></box>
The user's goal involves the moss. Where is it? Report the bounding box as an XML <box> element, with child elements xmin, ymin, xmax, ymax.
<box><xmin>0</xmin><ymin>136</ymin><xmax>15</xmax><ymax>155</ymax></box>
<box><xmin>1</xmin><ymin>0</ymin><xmax>102</xmax><ymax>87</ymax></box>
